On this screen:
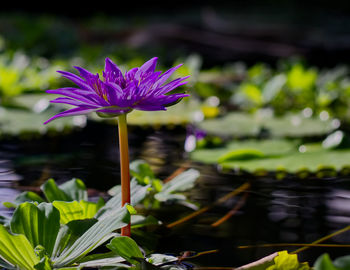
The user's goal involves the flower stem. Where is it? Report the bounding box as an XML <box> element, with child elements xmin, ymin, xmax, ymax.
<box><xmin>118</xmin><ymin>113</ymin><xmax>131</xmax><ymax>236</ymax></box>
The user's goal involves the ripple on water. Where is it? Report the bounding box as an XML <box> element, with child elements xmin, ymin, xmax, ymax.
<box><xmin>0</xmin><ymin>159</ymin><xmax>22</xmax><ymax>218</ymax></box>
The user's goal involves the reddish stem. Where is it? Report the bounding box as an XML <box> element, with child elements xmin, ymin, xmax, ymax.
<box><xmin>118</xmin><ymin>113</ymin><xmax>131</xmax><ymax>236</ymax></box>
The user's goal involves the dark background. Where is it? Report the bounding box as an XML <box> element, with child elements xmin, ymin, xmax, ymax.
<box><xmin>1</xmin><ymin>0</ymin><xmax>350</xmax><ymax>68</ymax></box>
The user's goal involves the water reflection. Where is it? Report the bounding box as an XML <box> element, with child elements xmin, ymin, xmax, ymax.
<box><xmin>0</xmin><ymin>160</ymin><xmax>22</xmax><ymax>183</ymax></box>
<box><xmin>155</xmin><ymin>165</ymin><xmax>350</xmax><ymax>266</ymax></box>
<box><xmin>1</xmin><ymin>124</ymin><xmax>350</xmax><ymax>267</ymax></box>
<box><xmin>326</xmin><ymin>189</ymin><xmax>350</xmax><ymax>243</ymax></box>
<box><xmin>0</xmin><ymin>163</ymin><xmax>22</xmax><ymax>218</ymax></box>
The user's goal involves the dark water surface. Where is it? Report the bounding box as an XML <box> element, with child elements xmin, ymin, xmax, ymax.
<box><xmin>1</xmin><ymin>120</ymin><xmax>350</xmax><ymax>267</ymax></box>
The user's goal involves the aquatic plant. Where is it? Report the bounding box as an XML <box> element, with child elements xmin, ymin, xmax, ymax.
<box><xmin>0</xmin><ymin>201</ymin><xmax>130</xmax><ymax>269</ymax></box>
<box><xmin>0</xmin><ymin>199</ymin><xmax>189</xmax><ymax>270</ymax></box>
<box><xmin>239</xmin><ymin>62</ymin><xmax>350</xmax><ymax>118</ymax></box>
<box><xmin>0</xmin><ymin>175</ymin><xmax>201</xmax><ymax>269</ymax></box>
<box><xmin>195</xmin><ymin>111</ymin><xmax>339</xmax><ymax>139</ymax></box>
<box><xmin>314</xmin><ymin>253</ymin><xmax>350</xmax><ymax>270</ymax></box>
<box><xmin>3</xmin><ymin>162</ymin><xmax>200</xmax><ymax>217</ymax></box>
<box><xmin>0</xmin><ymin>52</ymin><xmax>64</xmax><ymax>99</ymax></box>
<box><xmin>235</xmin><ymin>251</ymin><xmax>310</xmax><ymax>270</ymax></box>
<box><xmin>2</xmin><ymin>178</ymin><xmax>149</xmax><ymax>216</ymax></box>
<box><xmin>44</xmin><ymin>57</ymin><xmax>189</xmax><ymax>236</ymax></box>
<box><xmin>43</xmin><ymin>57</ymin><xmax>189</xmax><ymax>124</ymax></box>
<box><xmin>190</xmin><ymin>135</ymin><xmax>350</xmax><ymax>176</ymax></box>
<box><xmin>3</xmin><ymin>177</ymin><xmax>349</xmax><ymax>270</ymax></box>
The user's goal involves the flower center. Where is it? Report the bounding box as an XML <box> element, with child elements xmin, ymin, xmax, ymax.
<box><xmin>91</xmin><ymin>76</ymin><xmax>109</xmax><ymax>102</ymax></box>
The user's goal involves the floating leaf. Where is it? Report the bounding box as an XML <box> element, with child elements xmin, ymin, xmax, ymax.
<box><xmin>78</xmin><ymin>254</ymin><xmax>126</xmax><ymax>268</ymax></box>
<box><xmin>0</xmin><ymin>225</ymin><xmax>40</xmax><ymax>270</ymax></box>
<box><xmin>146</xmin><ymin>253</ymin><xmax>178</xmax><ymax>266</ymax></box>
<box><xmin>266</xmin><ymin>251</ymin><xmax>310</xmax><ymax>270</ymax></box>
<box><xmin>314</xmin><ymin>254</ymin><xmax>339</xmax><ymax>270</ymax></box>
<box><xmin>91</xmin><ymin>99</ymin><xmax>199</xmax><ymax>127</ymax></box>
<box><xmin>333</xmin><ymin>255</ymin><xmax>350</xmax><ymax>269</ymax></box>
<box><xmin>262</xmin><ymin>74</ymin><xmax>286</xmax><ymax>102</ymax></box>
<box><xmin>154</xmin><ymin>169</ymin><xmax>199</xmax><ymax>202</ymax></box>
<box><xmin>10</xmin><ymin>202</ymin><xmax>60</xmax><ymax>257</ymax></box>
<box><xmin>98</xmin><ymin>179</ymin><xmax>150</xmax><ymax>219</ymax></box>
<box><xmin>322</xmin><ymin>131</ymin><xmax>344</xmax><ymax>149</ymax></box>
<box><xmin>0</xmin><ymin>107</ymin><xmax>81</xmax><ymax>139</ymax></box>
<box><xmin>130</xmin><ymin>159</ymin><xmax>157</xmax><ymax>185</ymax></box>
<box><xmin>218</xmin><ymin>149</ymin><xmax>265</xmax><ymax>163</ymax></box>
<box><xmin>51</xmin><ymin>219</ymin><xmax>98</xmax><ymax>259</ymax></box>
<box><xmin>34</xmin><ymin>256</ymin><xmax>52</xmax><ymax>270</ymax></box>
<box><xmin>236</xmin><ymin>253</ymin><xmax>277</xmax><ymax>270</ymax></box>
<box><xmin>6</xmin><ymin>178</ymin><xmax>95</xmax><ymax>210</ymax></box>
<box><xmin>107</xmin><ymin>236</ymin><xmax>144</xmax><ymax>265</ymax></box>
<box><xmin>191</xmin><ymin>139</ymin><xmax>296</xmax><ymax>165</ymax></box>
<box><xmin>53</xmin><ymin>206</ymin><xmax>129</xmax><ymax>267</ymax></box>
<box><xmin>41</xmin><ymin>178</ymin><xmax>88</xmax><ymax>203</ymax></box>
<box><xmin>0</xmin><ymin>257</ymin><xmax>17</xmax><ymax>270</ymax></box>
<box><xmin>58</xmin><ymin>179</ymin><xmax>88</xmax><ymax>202</ymax></box>
<box><xmin>191</xmin><ymin>139</ymin><xmax>350</xmax><ymax>174</ymax></box>
<box><xmin>197</xmin><ymin>112</ymin><xmax>337</xmax><ymax>138</ymax></box>
<box><xmin>197</xmin><ymin>112</ymin><xmax>260</xmax><ymax>138</ymax></box>
<box><xmin>41</xmin><ymin>179</ymin><xmax>72</xmax><ymax>202</ymax></box>
<box><xmin>131</xmin><ymin>215</ymin><xmax>161</xmax><ymax>229</ymax></box>
<box><xmin>52</xmin><ymin>200</ymin><xmax>102</xmax><ymax>224</ymax></box>
<box><xmin>14</xmin><ymin>191</ymin><xmax>46</xmax><ymax>205</ymax></box>
<box><xmin>287</xmin><ymin>64</ymin><xmax>317</xmax><ymax>91</ymax></box>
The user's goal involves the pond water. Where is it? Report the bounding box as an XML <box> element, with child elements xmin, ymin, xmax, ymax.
<box><xmin>1</xmin><ymin>120</ymin><xmax>350</xmax><ymax>267</ymax></box>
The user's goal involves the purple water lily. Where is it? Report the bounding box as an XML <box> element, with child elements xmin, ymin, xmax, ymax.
<box><xmin>44</xmin><ymin>57</ymin><xmax>190</xmax><ymax>237</ymax></box>
<box><xmin>44</xmin><ymin>57</ymin><xmax>190</xmax><ymax>124</ymax></box>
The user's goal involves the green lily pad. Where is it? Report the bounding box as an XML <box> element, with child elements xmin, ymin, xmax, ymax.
<box><xmin>10</xmin><ymin>93</ymin><xmax>54</xmax><ymax>111</ymax></box>
<box><xmin>0</xmin><ymin>106</ymin><xmax>85</xmax><ymax>139</ymax></box>
<box><xmin>192</xmin><ymin>139</ymin><xmax>297</xmax><ymax>164</ymax></box>
<box><xmin>6</xmin><ymin>94</ymin><xmax>200</xmax><ymax>132</ymax></box>
<box><xmin>218</xmin><ymin>149</ymin><xmax>265</xmax><ymax>163</ymax></box>
<box><xmin>197</xmin><ymin>112</ymin><xmax>338</xmax><ymax>138</ymax></box>
<box><xmin>90</xmin><ymin>98</ymin><xmax>201</xmax><ymax>127</ymax></box>
<box><xmin>190</xmin><ymin>139</ymin><xmax>350</xmax><ymax>174</ymax></box>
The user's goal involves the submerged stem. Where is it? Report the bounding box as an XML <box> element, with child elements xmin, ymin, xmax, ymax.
<box><xmin>291</xmin><ymin>225</ymin><xmax>350</xmax><ymax>254</ymax></box>
<box><xmin>118</xmin><ymin>113</ymin><xmax>131</xmax><ymax>236</ymax></box>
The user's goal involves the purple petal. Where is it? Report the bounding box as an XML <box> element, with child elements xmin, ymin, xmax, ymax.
<box><xmin>104</xmin><ymin>82</ymin><xmax>128</xmax><ymax>107</ymax></box>
<box><xmin>104</xmin><ymin>58</ymin><xmax>125</xmax><ymax>84</ymax></box>
<box><xmin>137</xmin><ymin>71</ymin><xmax>162</xmax><ymax>97</ymax></box>
<box><xmin>45</xmin><ymin>57</ymin><xmax>190</xmax><ymax>123</ymax></box>
<box><xmin>140</xmin><ymin>57</ymin><xmax>158</xmax><ymax>73</ymax></box>
<box><xmin>154</xmin><ymin>64</ymin><xmax>183</xmax><ymax>88</ymax></box>
<box><xmin>57</xmin><ymin>71</ymin><xmax>93</xmax><ymax>90</ymax></box>
<box><xmin>121</xmin><ymin>80</ymin><xmax>140</xmax><ymax>107</ymax></box>
<box><xmin>153</xmin><ymin>76</ymin><xmax>190</xmax><ymax>96</ymax></box>
<box><xmin>46</xmin><ymin>88</ymin><xmax>99</xmax><ymax>105</ymax></box>
<box><xmin>125</xmin><ymin>67</ymin><xmax>138</xmax><ymax>82</ymax></box>
<box><xmin>73</xmin><ymin>66</ymin><xmax>95</xmax><ymax>80</ymax></box>
<box><xmin>50</xmin><ymin>97</ymin><xmax>100</xmax><ymax>107</ymax></box>
<box><xmin>135</xmin><ymin>57</ymin><xmax>158</xmax><ymax>80</ymax></box>
<box><xmin>44</xmin><ymin>107</ymin><xmax>98</xmax><ymax>124</ymax></box>
<box><xmin>143</xmin><ymin>93</ymin><xmax>189</xmax><ymax>106</ymax></box>
<box><xmin>104</xmin><ymin>58</ymin><xmax>123</xmax><ymax>76</ymax></box>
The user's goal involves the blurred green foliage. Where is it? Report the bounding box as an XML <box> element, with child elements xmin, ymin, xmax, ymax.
<box><xmin>0</xmin><ymin>52</ymin><xmax>69</xmax><ymax>99</ymax></box>
<box><xmin>227</xmin><ymin>60</ymin><xmax>350</xmax><ymax>118</ymax></box>
<box><xmin>0</xmin><ymin>13</ymin><xmax>350</xmax><ymax>121</ymax></box>
<box><xmin>1</xmin><ymin>14</ymin><xmax>350</xmax><ymax>137</ymax></box>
